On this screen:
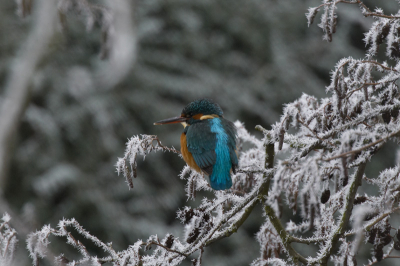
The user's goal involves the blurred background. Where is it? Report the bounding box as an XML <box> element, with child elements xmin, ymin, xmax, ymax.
<box><xmin>0</xmin><ymin>0</ymin><xmax>398</xmax><ymax>265</ymax></box>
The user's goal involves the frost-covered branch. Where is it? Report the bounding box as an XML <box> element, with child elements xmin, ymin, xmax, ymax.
<box><xmin>0</xmin><ymin>213</ymin><xmax>17</xmax><ymax>265</ymax></box>
<box><xmin>27</xmin><ymin>218</ymin><xmax>190</xmax><ymax>265</ymax></box>
<box><xmin>15</xmin><ymin>1</ymin><xmax>400</xmax><ymax>265</ymax></box>
<box><xmin>112</xmin><ymin>52</ymin><xmax>400</xmax><ymax>264</ymax></box>
<box><xmin>344</xmin><ymin>206</ymin><xmax>400</xmax><ymax>238</ymax></box>
<box><xmin>27</xmin><ymin>218</ymin><xmax>120</xmax><ymax>265</ymax></box>
<box><xmin>251</xmin><ymin>2</ymin><xmax>400</xmax><ymax>263</ymax></box>
<box><xmin>28</xmin><ymin>122</ymin><xmax>277</xmax><ymax>265</ymax></box>
<box><xmin>308</xmin><ymin>0</ymin><xmax>400</xmax><ymax>42</ymax></box>
<box><xmin>325</xmin><ymin>127</ymin><xmax>400</xmax><ymax>161</ymax></box>
<box><xmin>116</xmin><ymin>135</ymin><xmax>180</xmax><ymax>189</ymax></box>
<box><xmin>317</xmin><ymin>162</ymin><xmax>366</xmax><ymax>265</ymax></box>
<box><xmin>264</xmin><ymin>204</ymin><xmax>308</xmax><ymax>264</ymax></box>
<box><xmin>206</xmin><ymin>135</ymin><xmax>276</xmax><ymax>246</ymax></box>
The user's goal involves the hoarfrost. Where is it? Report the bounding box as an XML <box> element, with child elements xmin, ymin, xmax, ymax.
<box><xmin>12</xmin><ymin>0</ymin><xmax>400</xmax><ymax>265</ymax></box>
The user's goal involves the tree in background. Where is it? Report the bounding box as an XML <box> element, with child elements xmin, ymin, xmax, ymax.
<box><xmin>1</xmin><ymin>0</ymin><xmax>400</xmax><ymax>265</ymax></box>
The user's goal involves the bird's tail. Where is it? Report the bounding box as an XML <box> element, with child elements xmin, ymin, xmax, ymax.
<box><xmin>210</xmin><ymin>168</ymin><xmax>232</xmax><ymax>190</ymax></box>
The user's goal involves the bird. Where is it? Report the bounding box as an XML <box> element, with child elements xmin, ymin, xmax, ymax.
<box><xmin>154</xmin><ymin>99</ymin><xmax>238</xmax><ymax>190</ymax></box>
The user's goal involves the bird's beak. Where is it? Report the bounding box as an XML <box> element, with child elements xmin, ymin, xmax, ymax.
<box><xmin>154</xmin><ymin>116</ymin><xmax>187</xmax><ymax>125</ymax></box>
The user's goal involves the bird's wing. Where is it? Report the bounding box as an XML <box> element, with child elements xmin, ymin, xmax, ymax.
<box><xmin>220</xmin><ymin>119</ymin><xmax>238</xmax><ymax>172</ymax></box>
<box><xmin>186</xmin><ymin>119</ymin><xmax>238</xmax><ymax>176</ymax></box>
<box><xmin>186</xmin><ymin>122</ymin><xmax>217</xmax><ymax>176</ymax></box>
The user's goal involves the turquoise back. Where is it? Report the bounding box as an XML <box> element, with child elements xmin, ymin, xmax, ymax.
<box><xmin>209</xmin><ymin>118</ymin><xmax>237</xmax><ymax>190</ymax></box>
<box><xmin>186</xmin><ymin>117</ymin><xmax>237</xmax><ymax>190</ymax></box>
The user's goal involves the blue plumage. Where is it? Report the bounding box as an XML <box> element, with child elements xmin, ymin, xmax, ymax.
<box><xmin>209</xmin><ymin>118</ymin><xmax>232</xmax><ymax>190</ymax></box>
<box><xmin>154</xmin><ymin>98</ymin><xmax>238</xmax><ymax>190</ymax></box>
<box><xmin>182</xmin><ymin>99</ymin><xmax>224</xmax><ymax>117</ymax></box>
<box><xmin>186</xmin><ymin>116</ymin><xmax>237</xmax><ymax>190</ymax></box>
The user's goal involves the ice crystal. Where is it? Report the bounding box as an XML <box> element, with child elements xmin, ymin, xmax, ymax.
<box><xmin>0</xmin><ymin>213</ymin><xmax>17</xmax><ymax>265</ymax></box>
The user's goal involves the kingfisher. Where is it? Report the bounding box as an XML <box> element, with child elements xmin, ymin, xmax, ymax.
<box><xmin>154</xmin><ymin>99</ymin><xmax>238</xmax><ymax>190</ymax></box>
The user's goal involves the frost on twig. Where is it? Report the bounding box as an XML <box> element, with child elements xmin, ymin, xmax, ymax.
<box><xmin>27</xmin><ymin>218</ymin><xmax>132</xmax><ymax>266</ymax></box>
<box><xmin>116</xmin><ymin>135</ymin><xmax>180</xmax><ymax>189</ymax></box>
<box><xmin>253</xmin><ymin>52</ymin><xmax>400</xmax><ymax>263</ymax></box>
<box><xmin>308</xmin><ymin>0</ymin><xmax>400</xmax><ymax>43</ymax></box>
<box><xmin>21</xmin><ymin>1</ymin><xmax>400</xmax><ymax>265</ymax></box>
<box><xmin>28</xmin><ymin>123</ymin><xmax>275</xmax><ymax>265</ymax></box>
<box><xmin>29</xmin><ymin>73</ymin><xmax>400</xmax><ymax>265</ymax></box>
<box><xmin>247</xmin><ymin>2</ymin><xmax>400</xmax><ymax>264</ymax></box>
<box><xmin>0</xmin><ymin>213</ymin><xmax>17</xmax><ymax>265</ymax></box>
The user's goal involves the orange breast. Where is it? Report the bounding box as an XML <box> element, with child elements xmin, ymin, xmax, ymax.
<box><xmin>181</xmin><ymin>133</ymin><xmax>201</xmax><ymax>173</ymax></box>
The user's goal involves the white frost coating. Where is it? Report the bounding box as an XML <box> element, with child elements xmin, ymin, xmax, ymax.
<box><xmin>12</xmin><ymin>1</ymin><xmax>400</xmax><ymax>265</ymax></box>
<box><xmin>254</xmin><ymin>2</ymin><xmax>400</xmax><ymax>263</ymax></box>
<box><xmin>306</xmin><ymin>7</ymin><xmax>319</xmax><ymax>27</ymax></box>
<box><xmin>108</xmin><ymin>49</ymin><xmax>400</xmax><ymax>265</ymax></box>
<box><xmin>0</xmin><ymin>213</ymin><xmax>17</xmax><ymax>265</ymax></box>
<box><xmin>25</xmin><ymin>121</ymin><xmax>273</xmax><ymax>265</ymax></box>
<box><xmin>252</xmin><ymin>257</ymin><xmax>291</xmax><ymax>266</ymax></box>
<box><xmin>27</xmin><ymin>219</ymin><xmax>121</xmax><ymax>266</ymax></box>
<box><xmin>116</xmin><ymin>134</ymin><xmax>180</xmax><ymax>189</ymax></box>
<box><xmin>1</xmin><ymin>213</ymin><xmax>11</xmax><ymax>223</ymax></box>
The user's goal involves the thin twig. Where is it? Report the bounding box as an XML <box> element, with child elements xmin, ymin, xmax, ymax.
<box><xmin>3</xmin><ymin>231</ymin><xmax>17</xmax><ymax>258</ymax></box>
<box><xmin>365</xmin><ymin>251</ymin><xmax>398</xmax><ymax>266</ymax></box>
<box><xmin>346</xmin><ymin>82</ymin><xmax>378</xmax><ymax>99</ymax></box>
<box><xmin>264</xmin><ymin>205</ymin><xmax>308</xmax><ymax>264</ymax></box>
<box><xmin>345</xmin><ymin>206</ymin><xmax>400</xmax><ymax>237</ymax></box>
<box><xmin>317</xmin><ymin>0</ymin><xmax>400</xmax><ymax>20</ymax></box>
<box><xmin>356</xmin><ymin>0</ymin><xmax>400</xmax><ymax>19</ymax></box>
<box><xmin>361</xmin><ymin>60</ymin><xmax>399</xmax><ymax>73</ymax></box>
<box><xmin>317</xmin><ymin>163</ymin><xmax>367</xmax><ymax>266</ymax></box>
<box><xmin>147</xmin><ymin>241</ymin><xmax>187</xmax><ymax>257</ymax></box>
<box><xmin>288</xmin><ymin>235</ymin><xmax>325</xmax><ymax>245</ymax></box>
<box><xmin>297</xmin><ymin>117</ymin><xmax>323</xmax><ymax>142</ymax></box>
<box><xmin>152</xmin><ymin>137</ymin><xmax>181</xmax><ymax>154</ymax></box>
<box><xmin>324</xmin><ymin>128</ymin><xmax>400</xmax><ymax>161</ymax></box>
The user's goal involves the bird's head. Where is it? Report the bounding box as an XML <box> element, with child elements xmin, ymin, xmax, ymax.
<box><xmin>154</xmin><ymin>98</ymin><xmax>223</xmax><ymax>127</ymax></box>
